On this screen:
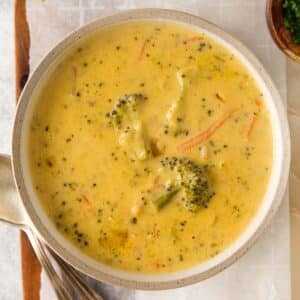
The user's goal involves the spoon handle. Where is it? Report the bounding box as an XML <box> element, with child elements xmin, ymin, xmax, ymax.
<box><xmin>28</xmin><ymin>232</ymin><xmax>73</xmax><ymax>300</ymax></box>
<box><xmin>51</xmin><ymin>250</ymin><xmax>104</xmax><ymax>300</ymax></box>
<box><xmin>29</xmin><ymin>230</ymin><xmax>104</xmax><ymax>300</ymax></box>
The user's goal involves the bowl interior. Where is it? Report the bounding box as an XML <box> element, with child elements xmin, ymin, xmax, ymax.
<box><xmin>13</xmin><ymin>9</ymin><xmax>290</xmax><ymax>289</ymax></box>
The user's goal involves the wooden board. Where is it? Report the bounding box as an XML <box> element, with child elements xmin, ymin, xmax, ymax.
<box><xmin>14</xmin><ymin>1</ymin><xmax>42</xmax><ymax>299</ymax></box>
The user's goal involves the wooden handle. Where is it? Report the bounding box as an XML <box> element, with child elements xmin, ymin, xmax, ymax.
<box><xmin>15</xmin><ymin>0</ymin><xmax>30</xmax><ymax>97</ymax></box>
<box><xmin>14</xmin><ymin>1</ymin><xmax>42</xmax><ymax>299</ymax></box>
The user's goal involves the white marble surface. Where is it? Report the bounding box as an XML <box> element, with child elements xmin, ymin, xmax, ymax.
<box><xmin>0</xmin><ymin>0</ymin><xmax>297</xmax><ymax>299</ymax></box>
<box><xmin>0</xmin><ymin>1</ymin><xmax>22</xmax><ymax>300</ymax></box>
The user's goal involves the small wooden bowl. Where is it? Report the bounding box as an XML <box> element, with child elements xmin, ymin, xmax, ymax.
<box><xmin>266</xmin><ymin>0</ymin><xmax>300</xmax><ymax>63</ymax></box>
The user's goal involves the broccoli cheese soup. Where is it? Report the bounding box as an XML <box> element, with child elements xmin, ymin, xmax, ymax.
<box><xmin>27</xmin><ymin>21</ymin><xmax>273</xmax><ymax>274</ymax></box>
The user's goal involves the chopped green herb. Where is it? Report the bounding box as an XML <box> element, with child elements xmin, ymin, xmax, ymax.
<box><xmin>207</xmin><ymin>109</ymin><xmax>214</xmax><ymax>116</ymax></box>
<box><xmin>46</xmin><ymin>159</ymin><xmax>53</xmax><ymax>167</ymax></box>
<box><xmin>283</xmin><ymin>0</ymin><xmax>300</xmax><ymax>44</ymax></box>
<box><xmin>130</xmin><ymin>217</ymin><xmax>138</xmax><ymax>224</ymax></box>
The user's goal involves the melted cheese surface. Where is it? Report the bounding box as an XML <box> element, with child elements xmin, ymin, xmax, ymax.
<box><xmin>27</xmin><ymin>21</ymin><xmax>273</xmax><ymax>273</ymax></box>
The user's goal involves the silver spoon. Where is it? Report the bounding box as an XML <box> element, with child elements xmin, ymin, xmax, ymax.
<box><xmin>28</xmin><ymin>230</ymin><xmax>104</xmax><ymax>300</ymax></box>
<box><xmin>27</xmin><ymin>230</ymin><xmax>73</xmax><ymax>300</ymax></box>
<box><xmin>0</xmin><ymin>155</ymin><xmax>103</xmax><ymax>300</ymax></box>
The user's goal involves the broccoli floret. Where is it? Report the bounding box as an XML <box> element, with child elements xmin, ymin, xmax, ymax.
<box><xmin>160</xmin><ymin>157</ymin><xmax>215</xmax><ymax>212</ymax></box>
<box><xmin>107</xmin><ymin>93</ymin><xmax>151</xmax><ymax>161</ymax></box>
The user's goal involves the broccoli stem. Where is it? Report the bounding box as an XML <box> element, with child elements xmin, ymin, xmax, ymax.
<box><xmin>152</xmin><ymin>187</ymin><xmax>180</xmax><ymax>211</ymax></box>
<box><xmin>165</xmin><ymin>71</ymin><xmax>184</xmax><ymax>134</ymax></box>
<box><xmin>164</xmin><ymin>68</ymin><xmax>198</xmax><ymax>136</ymax></box>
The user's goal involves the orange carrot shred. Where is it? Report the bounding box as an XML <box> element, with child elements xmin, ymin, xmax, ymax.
<box><xmin>153</xmin><ymin>175</ymin><xmax>160</xmax><ymax>187</ymax></box>
<box><xmin>255</xmin><ymin>99</ymin><xmax>262</xmax><ymax>107</ymax></box>
<box><xmin>81</xmin><ymin>194</ymin><xmax>91</xmax><ymax>206</ymax></box>
<box><xmin>178</xmin><ymin>110</ymin><xmax>236</xmax><ymax>152</ymax></box>
<box><xmin>138</xmin><ymin>39</ymin><xmax>148</xmax><ymax>60</ymax></box>
<box><xmin>183</xmin><ymin>36</ymin><xmax>203</xmax><ymax>43</ymax></box>
<box><xmin>247</xmin><ymin>115</ymin><xmax>258</xmax><ymax>138</ymax></box>
<box><xmin>215</xmin><ymin>93</ymin><xmax>225</xmax><ymax>103</ymax></box>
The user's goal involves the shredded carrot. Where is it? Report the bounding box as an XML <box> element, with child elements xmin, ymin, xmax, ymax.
<box><xmin>255</xmin><ymin>99</ymin><xmax>262</xmax><ymax>107</ymax></box>
<box><xmin>178</xmin><ymin>110</ymin><xmax>236</xmax><ymax>152</ymax></box>
<box><xmin>247</xmin><ymin>115</ymin><xmax>258</xmax><ymax>138</ymax></box>
<box><xmin>81</xmin><ymin>193</ymin><xmax>91</xmax><ymax>206</ymax></box>
<box><xmin>153</xmin><ymin>175</ymin><xmax>160</xmax><ymax>187</ymax></box>
<box><xmin>183</xmin><ymin>36</ymin><xmax>203</xmax><ymax>43</ymax></box>
<box><xmin>153</xmin><ymin>261</ymin><xmax>163</xmax><ymax>269</ymax></box>
<box><xmin>138</xmin><ymin>39</ymin><xmax>148</xmax><ymax>60</ymax></box>
<box><xmin>215</xmin><ymin>93</ymin><xmax>225</xmax><ymax>103</ymax></box>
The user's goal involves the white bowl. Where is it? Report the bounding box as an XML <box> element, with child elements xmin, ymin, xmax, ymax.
<box><xmin>0</xmin><ymin>8</ymin><xmax>290</xmax><ymax>290</ymax></box>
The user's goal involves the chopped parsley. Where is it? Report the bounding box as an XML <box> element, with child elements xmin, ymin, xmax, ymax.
<box><xmin>283</xmin><ymin>0</ymin><xmax>300</xmax><ymax>44</ymax></box>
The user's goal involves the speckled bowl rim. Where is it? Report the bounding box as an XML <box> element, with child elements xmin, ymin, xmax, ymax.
<box><xmin>12</xmin><ymin>8</ymin><xmax>290</xmax><ymax>290</ymax></box>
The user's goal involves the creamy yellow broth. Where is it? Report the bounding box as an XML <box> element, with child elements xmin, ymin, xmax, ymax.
<box><xmin>27</xmin><ymin>21</ymin><xmax>273</xmax><ymax>273</ymax></box>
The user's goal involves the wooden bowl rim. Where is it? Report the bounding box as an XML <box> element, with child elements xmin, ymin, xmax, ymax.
<box><xmin>266</xmin><ymin>0</ymin><xmax>300</xmax><ymax>63</ymax></box>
